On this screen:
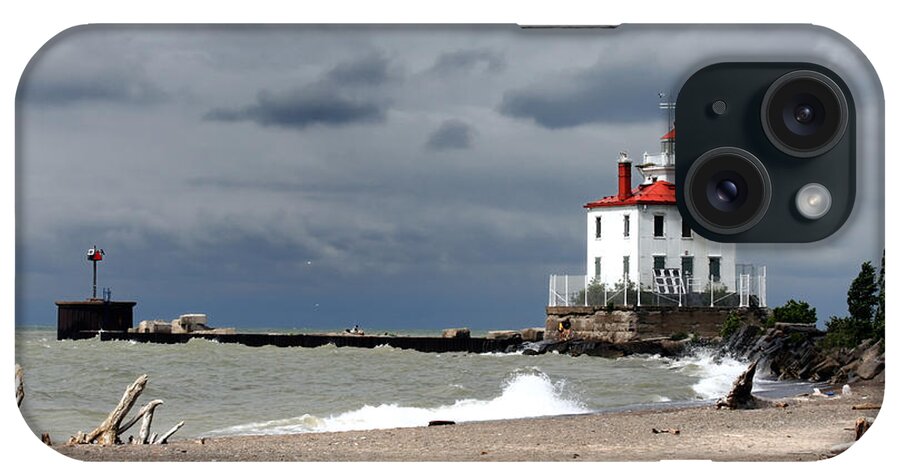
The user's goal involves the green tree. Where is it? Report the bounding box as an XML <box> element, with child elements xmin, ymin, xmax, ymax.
<box><xmin>767</xmin><ymin>299</ymin><xmax>817</xmax><ymax>327</ymax></box>
<box><xmin>822</xmin><ymin>316</ymin><xmax>858</xmax><ymax>349</ymax></box>
<box><xmin>822</xmin><ymin>260</ymin><xmax>881</xmax><ymax>349</ymax></box>
<box><xmin>847</xmin><ymin>261</ymin><xmax>878</xmax><ymax>335</ymax></box>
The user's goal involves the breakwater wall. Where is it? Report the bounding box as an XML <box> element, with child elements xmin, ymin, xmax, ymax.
<box><xmin>77</xmin><ymin>330</ymin><xmax>522</xmax><ymax>354</ymax></box>
<box><xmin>545</xmin><ymin>306</ymin><xmax>766</xmax><ymax>343</ymax></box>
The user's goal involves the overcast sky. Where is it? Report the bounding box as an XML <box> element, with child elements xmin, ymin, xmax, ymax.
<box><xmin>15</xmin><ymin>25</ymin><xmax>883</xmax><ymax>329</ymax></box>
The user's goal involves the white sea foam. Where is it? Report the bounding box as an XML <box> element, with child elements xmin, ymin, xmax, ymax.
<box><xmin>666</xmin><ymin>348</ymin><xmax>750</xmax><ymax>400</ymax></box>
<box><xmin>206</xmin><ymin>370</ymin><xmax>590</xmax><ymax>436</ymax></box>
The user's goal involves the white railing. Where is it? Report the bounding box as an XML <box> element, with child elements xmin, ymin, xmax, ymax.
<box><xmin>548</xmin><ymin>264</ymin><xmax>767</xmax><ymax>308</ymax></box>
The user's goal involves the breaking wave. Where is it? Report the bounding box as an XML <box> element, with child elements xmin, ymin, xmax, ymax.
<box><xmin>665</xmin><ymin>348</ymin><xmax>751</xmax><ymax>400</ymax></box>
<box><xmin>205</xmin><ymin>369</ymin><xmax>589</xmax><ymax>436</ymax></box>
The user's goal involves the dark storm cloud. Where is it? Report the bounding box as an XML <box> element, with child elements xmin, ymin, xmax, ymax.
<box><xmin>18</xmin><ymin>66</ymin><xmax>165</xmax><ymax>106</ymax></box>
<box><xmin>204</xmin><ymin>54</ymin><xmax>396</xmax><ymax>129</ymax></box>
<box><xmin>498</xmin><ymin>61</ymin><xmax>663</xmax><ymax>129</ymax></box>
<box><xmin>426</xmin><ymin>119</ymin><xmax>474</xmax><ymax>151</ymax></box>
<box><xmin>17</xmin><ymin>26</ymin><xmax>881</xmax><ymax>330</ymax></box>
<box><xmin>429</xmin><ymin>49</ymin><xmax>506</xmax><ymax>74</ymax></box>
<box><xmin>326</xmin><ymin>54</ymin><xmax>394</xmax><ymax>86</ymax></box>
<box><xmin>204</xmin><ymin>85</ymin><xmax>387</xmax><ymax>129</ymax></box>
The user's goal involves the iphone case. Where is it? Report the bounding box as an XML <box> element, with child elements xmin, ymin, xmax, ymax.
<box><xmin>14</xmin><ymin>24</ymin><xmax>884</xmax><ymax>461</ymax></box>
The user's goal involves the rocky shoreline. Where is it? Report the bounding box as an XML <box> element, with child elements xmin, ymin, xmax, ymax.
<box><xmin>521</xmin><ymin>336</ymin><xmax>695</xmax><ymax>358</ymax></box>
<box><xmin>723</xmin><ymin>322</ymin><xmax>885</xmax><ymax>384</ymax></box>
<box><xmin>518</xmin><ymin>320</ymin><xmax>884</xmax><ymax>387</ymax></box>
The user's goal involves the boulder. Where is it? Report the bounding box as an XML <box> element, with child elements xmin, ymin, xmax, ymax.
<box><xmin>171</xmin><ymin>314</ymin><xmax>210</xmax><ymax>334</ymax></box>
<box><xmin>519</xmin><ymin>327</ymin><xmax>544</xmax><ymax>342</ymax></box>
<box><xmin>178</xmin><ymin>313</ymin><xmax>208</xmax><ymax>326</ymax></box>
<box><xmin>856</xmin><ymin>340</ymin><xmax>885</xmax><ymax>380</ymax></box>
<box><xmin>810</xmin><ymin>356</ymin><xmax>841</xmax><ymax>381</ymax></box>
<box><xmin>441</xmin><ymin>328</ymin><xmax>471</xmax><ymax>339</ymax></box>
<box><xmin>486</xmin><ymin>330</ymin><xmax>521</xmax><ymax>340</ymax></box>
<box><xmin>134</xmin><ymin>320</ymin><xmax>172</xmax><ymax>334</ymax></box>
<box><xmin>172</xmin><ymin>315</ymin><xmax>211</xmax><ymax>334</ymax></box>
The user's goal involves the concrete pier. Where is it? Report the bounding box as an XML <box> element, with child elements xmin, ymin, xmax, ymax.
<box><xmin>70</xmin><ymin>330</ymin><xmax>523</xmax><ymax>354</ymax></box>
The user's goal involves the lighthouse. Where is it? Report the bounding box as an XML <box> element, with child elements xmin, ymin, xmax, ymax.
<box><xmin>583</xmin><ymin>129</ymin><xmax>737</xmax><ymax>294</ymax></box>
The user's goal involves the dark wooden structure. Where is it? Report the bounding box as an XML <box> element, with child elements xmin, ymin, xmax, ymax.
<box><xmin>56</xmin><ymin>300</ymin><xmax>136</xmax><ymax>340</ymax></box>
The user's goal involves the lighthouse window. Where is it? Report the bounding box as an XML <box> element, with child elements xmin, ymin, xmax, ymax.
<box><xmin>594</xmin><ymin>257</ymin><xmax>602</xmax><ymax>277</ymax></box>
<box><xmin>681</xmin><ymin>256</ymin><xmax>694</xmax><ymax>277</ymax></box>
<box><xmin>595</xmin><ymin>216</ymin><xmax>602</xmax><ymax>239</ymax></box>
<box><xmin>653</xmin><ymin>256</ymin><xmax>666</xmax><ymax>270</ymax></box>
<box><xmin>623</xmin><ymin>215</ymin><xmax>631</xmax><ymax>237</ymax></box>
<box><xmin>623</xmin><ymin>256</ymin><xmax>630</xmax><ymax>277</ymax></box>
<box><xmin>654</xmin><ymin>215</ymin><xmax>665</xmax><ymax>237</ymax></box>
<box><xmin>682</xmin><ymin>220</ymin><xmax>692</xmax><ymax>238</ymax></box>
<box><xmin>709</xmin><ymin>257</ymin><xmax>722</xmax><ymax>282</ymax></box>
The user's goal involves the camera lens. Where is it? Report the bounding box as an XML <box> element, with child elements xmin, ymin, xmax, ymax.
<box><xmin>761</xmin><ymin>70</ymin><xmax>848</xmax><ymax>158</ymax></box>
<box><xmin>793</xmin><ymin>104</ymin><xmax>815</xmax><ymax>124</ymax></box>
<box><xmin>684</xmin><ymin>147</ymin><xmax>771</xmax><ymax>235</ymax></box>
<box><xmin>708</xmin><ymin>174</ymin><xmax>747</xmax><ymax>212</ymax></box>
<box><xmin>716</xmin><ymin>180</ymin><xmax>738</xmax><ymax>202</ymax></box>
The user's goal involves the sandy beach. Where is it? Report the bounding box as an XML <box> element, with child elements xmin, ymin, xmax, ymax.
<box><xmin>52</xmin><ymin>381</ymin><xmax>882</xmax><ymax>462</ymax></box>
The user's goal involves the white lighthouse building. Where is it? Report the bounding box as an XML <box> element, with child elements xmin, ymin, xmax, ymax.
<box><xmin>583</xmin><ymin>129</ymin><xmax>736</xmax><ymax>293</ymax></box>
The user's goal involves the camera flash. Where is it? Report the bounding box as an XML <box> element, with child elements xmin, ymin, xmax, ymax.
<box><xmin>795</xmin><ymin>183</ymin><xmax>832</xmax><ymax>220</ymax></box>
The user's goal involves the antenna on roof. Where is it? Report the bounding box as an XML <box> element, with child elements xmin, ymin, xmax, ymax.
<box><xmin>658</xmin><ymin>91</ymin><xmax>676</xmax><ymax>131</ymax></box>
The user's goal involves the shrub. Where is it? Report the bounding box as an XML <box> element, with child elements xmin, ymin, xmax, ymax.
<box><xmin>821</xmin><ymin>316</ymin><xmax>864</xmax><ymax>349</ymax></box>
<box><xmin>720</xmin><ymin>311</ymin><xmax>743</xmax><ymax>338</ymax></box>
<box><xmin>766</xmin><ymin>299</ymin><xmax>817</xmax><ymax>328</ymax></box>
<box><xmin>786</xmin><ymin>331</ymin><xmax>808</xmax><ymax>345</ymax></box>
<box><xmin>574</xmin><ymin>279</ymin><xmax>607</xmax><ymax>306</ymax></box>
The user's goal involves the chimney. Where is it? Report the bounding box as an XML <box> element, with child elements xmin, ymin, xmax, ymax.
<box><xmin>617</xmin><ymin>152</ymin><xmax>633</xmax><ymax>200</ymax></box>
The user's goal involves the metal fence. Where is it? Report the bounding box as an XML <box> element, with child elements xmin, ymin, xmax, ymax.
<box><xmin>548</xmin><ymin>265</ymin><xmax>766</xmax><ymax>308</ymax></box>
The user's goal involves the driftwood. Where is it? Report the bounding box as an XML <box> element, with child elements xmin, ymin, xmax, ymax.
<box><xmin>428</xmin><ymin>420</ymin><xmax>455</xmax><ymax>426</ymax></box>
<box><xmin>716</xmin><ymin>360</ymin><xmax>759</xmax><ymax>409</ymax></box>
<box><xmin>72</xmin><ymin>375</ymin><xmax>148</xmax><ymax>445</ymax></box>
<box><xmin>135</xmin><ymin>400</ymin><xmax>162</xmax><ymax>445</ymax></box>
<box><xmin>852</xmin><ymin>403</ymin><xmax>881</xmax><ymax>410</ymax></box>
<box><xmin>15</xmin><ymin>364</ymin><xmax>24</xmax><ymax>407</ymax></box>
<box><xmin>67</xmin><ymin>374</ymin><xmax>185</xmax><ymax>446</ymax></box>
<box><xmin>156</xmin><ymin>421</ymin><xmax>185</xmax><ymax>444</ymax></box>
<box><xmin>120</xmin><ymin>399</ymin><xmax>164</xmax><ymax>436</ymax></box>
<box><xmin>855</xmin><ymin>417</ymin><xmax>872</xmax><ymax>440</ymax></box>
<box><xmin>651</xmin><ymin>428</ymin><xmax>680</xmax><ymax>435</ymax></box>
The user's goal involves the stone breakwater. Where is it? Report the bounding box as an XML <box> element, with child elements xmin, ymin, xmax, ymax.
<box><xmin>525</xmin><ymin>306</ymin><xmax>767</xmax><ymax>358</ymax></box>
<box><xmin>723</xmin><ymin>322</ymin><xmax>885</xmax><ymax>384</ymax></box>
<box><xmin>544</xmin><ymin>306</ymin><xmax>765</xmax><ymax>343</ymax></box>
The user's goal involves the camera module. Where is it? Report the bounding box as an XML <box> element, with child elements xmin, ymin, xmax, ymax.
<box><xmin>761</xmin><ymin>70</ymin><xmax>849</xmax><ymax>158</ymax></box>
<box><xmin>684</xmin><ymin>147</ymin><xmax>772</xmax><ymax>235</ymax></box>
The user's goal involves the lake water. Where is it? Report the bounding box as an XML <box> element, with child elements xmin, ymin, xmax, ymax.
<box><xmin>15</xmin><ymin>327</ymin><xmax>808</xmax><ymax>441</ymax></box>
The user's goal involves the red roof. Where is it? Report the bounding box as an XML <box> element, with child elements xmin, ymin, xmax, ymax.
<box><xmin>584</xmin><ymin>180</ymin><xmax>676</xmax><ymax>209</ymax></box>
<box><xmin>661</xmin><ymin>128</ymin><xmax>675</xmax><ymax>140</ymax></box>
